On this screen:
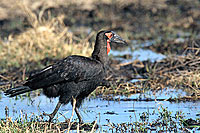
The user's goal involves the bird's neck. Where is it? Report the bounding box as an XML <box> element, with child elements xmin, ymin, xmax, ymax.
<box><xmin>92</xmin><ymin>34</ymin><xmax>109</xmax><ymax>66</ymax></box>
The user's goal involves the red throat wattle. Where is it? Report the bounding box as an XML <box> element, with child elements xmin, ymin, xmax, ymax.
<box><xmin>105</xmin><ymin>32</ymin><xmax>112</xmax><ymax>55</ymax></box>
<box><xmin>107</xmin><ymin>40</ymin><xmax>111</xmax><ymax>54</ymax></box>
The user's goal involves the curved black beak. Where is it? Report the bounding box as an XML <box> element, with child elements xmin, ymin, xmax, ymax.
<box><xmin>110</xmin><ymin>32</ymin><xmax>128</xmax><ymax>46</ymax></box>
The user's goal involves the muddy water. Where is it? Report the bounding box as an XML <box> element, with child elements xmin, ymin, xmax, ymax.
<box><xmin>0</xmin><ymin>43</ymin><xmax>200</xmax><ymax>131</ymax></box>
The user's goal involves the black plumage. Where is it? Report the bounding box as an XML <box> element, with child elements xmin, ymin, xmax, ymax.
<box><xmin>5</xmin><ymin>30</ymin><xmax>127</xmax><ymax>123</ymax></box>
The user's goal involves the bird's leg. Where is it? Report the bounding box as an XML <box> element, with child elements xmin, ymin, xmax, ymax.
<box><xmin>75</xmin><ymin>107</ymin><xmax>83</xmax><ymax>123</ymax></box>
<box><xmin>71</xmin><ymin>97</ymin><xmax>83</xmax><ymax>123</ymax></box>
<box><xmin>43</xmin><ymin>101</ymin><xmax>62</xmax><ymax>122</ymax></box>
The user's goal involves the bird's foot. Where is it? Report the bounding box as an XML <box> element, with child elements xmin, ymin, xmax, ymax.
<box><xmin>43</xmin><ymin>102</ymin><xmax>62</xmax><ymax>123</ymax></box>
<box><xmin>43</xmin><ymin>112</ymin><xmax>54</xmax><ymax>122</ymax></box>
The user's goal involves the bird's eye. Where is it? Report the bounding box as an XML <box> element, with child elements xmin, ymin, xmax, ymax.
<box><xmin>105</xmin><ymin>32</ymin><xmax>113</xmax><ymax>39</ymax></box>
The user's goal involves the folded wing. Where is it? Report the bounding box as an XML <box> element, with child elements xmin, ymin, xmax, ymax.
<box><xmin>25</xmin><ymin>55</ymin><xmax>103</xmax><ymax>89</ymax></box>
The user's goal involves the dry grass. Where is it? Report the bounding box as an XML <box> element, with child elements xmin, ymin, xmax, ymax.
<box><xmin>0</xmin><ymin>0</ymin><xmax>184</xmax><ymax>21</ymax></box>
<box><xmin>0</xmin><ymin>116</ymin><xmax>96</xmax><ymax>132</ymax></box>
<box><xmin>139</xmin><ymin>41</ymin><xmax>200</xmax><ymax>94</ymax></box>
<box><xmin>0</xmin><ymin>2</ymin><xmax>93</xmax><ymax>71</ymax></box>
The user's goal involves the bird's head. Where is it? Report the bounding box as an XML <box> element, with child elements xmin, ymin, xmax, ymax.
<box><xmin>92</xmin><ymin>30</ymin><xmax>127</xmax><ymax>64</ymax></box>
<box><xmin>104</xmin><ymin>31</ymin><xmax>128</xmax><ymax>55</ymax></box>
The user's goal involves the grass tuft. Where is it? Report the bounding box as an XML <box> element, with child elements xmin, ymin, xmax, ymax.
<box><xmin>0</xmin><ymin>2</ymin><xmax>93</xmax><ymax>72</ymax></box>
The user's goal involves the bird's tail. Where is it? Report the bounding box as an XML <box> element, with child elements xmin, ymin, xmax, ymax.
<box><xmin>4</xmin><ymin>86</ymin><xmax>32</xmax><ymax>97</ymax></box>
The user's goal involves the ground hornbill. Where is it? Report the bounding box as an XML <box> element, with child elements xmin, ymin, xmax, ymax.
<box><xmin>5</xmin><ymin>30</ymin><xmax>127</xmax><ymax>123</ymax></box>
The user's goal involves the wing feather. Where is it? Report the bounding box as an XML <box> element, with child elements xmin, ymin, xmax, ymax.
<box><xmin>25</xmin><ymin>55</ymin><xmax>103</xmax><ymax>89</ymax></box>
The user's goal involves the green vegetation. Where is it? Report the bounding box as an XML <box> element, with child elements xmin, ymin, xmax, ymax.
<box><xmin>105</xmin><ymin>106</ymin><xmax>199</xmax><ymax>132</ymax></box>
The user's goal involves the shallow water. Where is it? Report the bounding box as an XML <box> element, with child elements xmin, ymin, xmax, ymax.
<box><xmin>0</xmin><ymin>89</ymin><xmax>200</xmax><ymax>131</ymax></box>
<box><xmin>110</xmin><ymin>47</ymin><xmax>166</xmax><ymax>63</ymax></box>
<box><xmin>110</xmin><ymin>39</ymin><xmax>166</xmax><ymax>63</ymax></box>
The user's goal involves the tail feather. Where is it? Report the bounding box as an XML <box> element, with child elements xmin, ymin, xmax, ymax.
<box><xmin>5</xmin><ymin>86</ymin><xmax>32</xmax><ymax>97</ymax></box>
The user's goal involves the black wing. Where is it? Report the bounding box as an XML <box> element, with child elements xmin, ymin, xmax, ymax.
<box><xmin>25</xmin><ymin>55</ymin><xmax>103</xmax><ymax>89</ymax></box>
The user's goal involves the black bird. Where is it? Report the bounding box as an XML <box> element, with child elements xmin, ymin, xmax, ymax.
<box><xmin>5</xmin><ymin>30</ymin><xmax>127</xmax><ymax>123</ymax></box>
